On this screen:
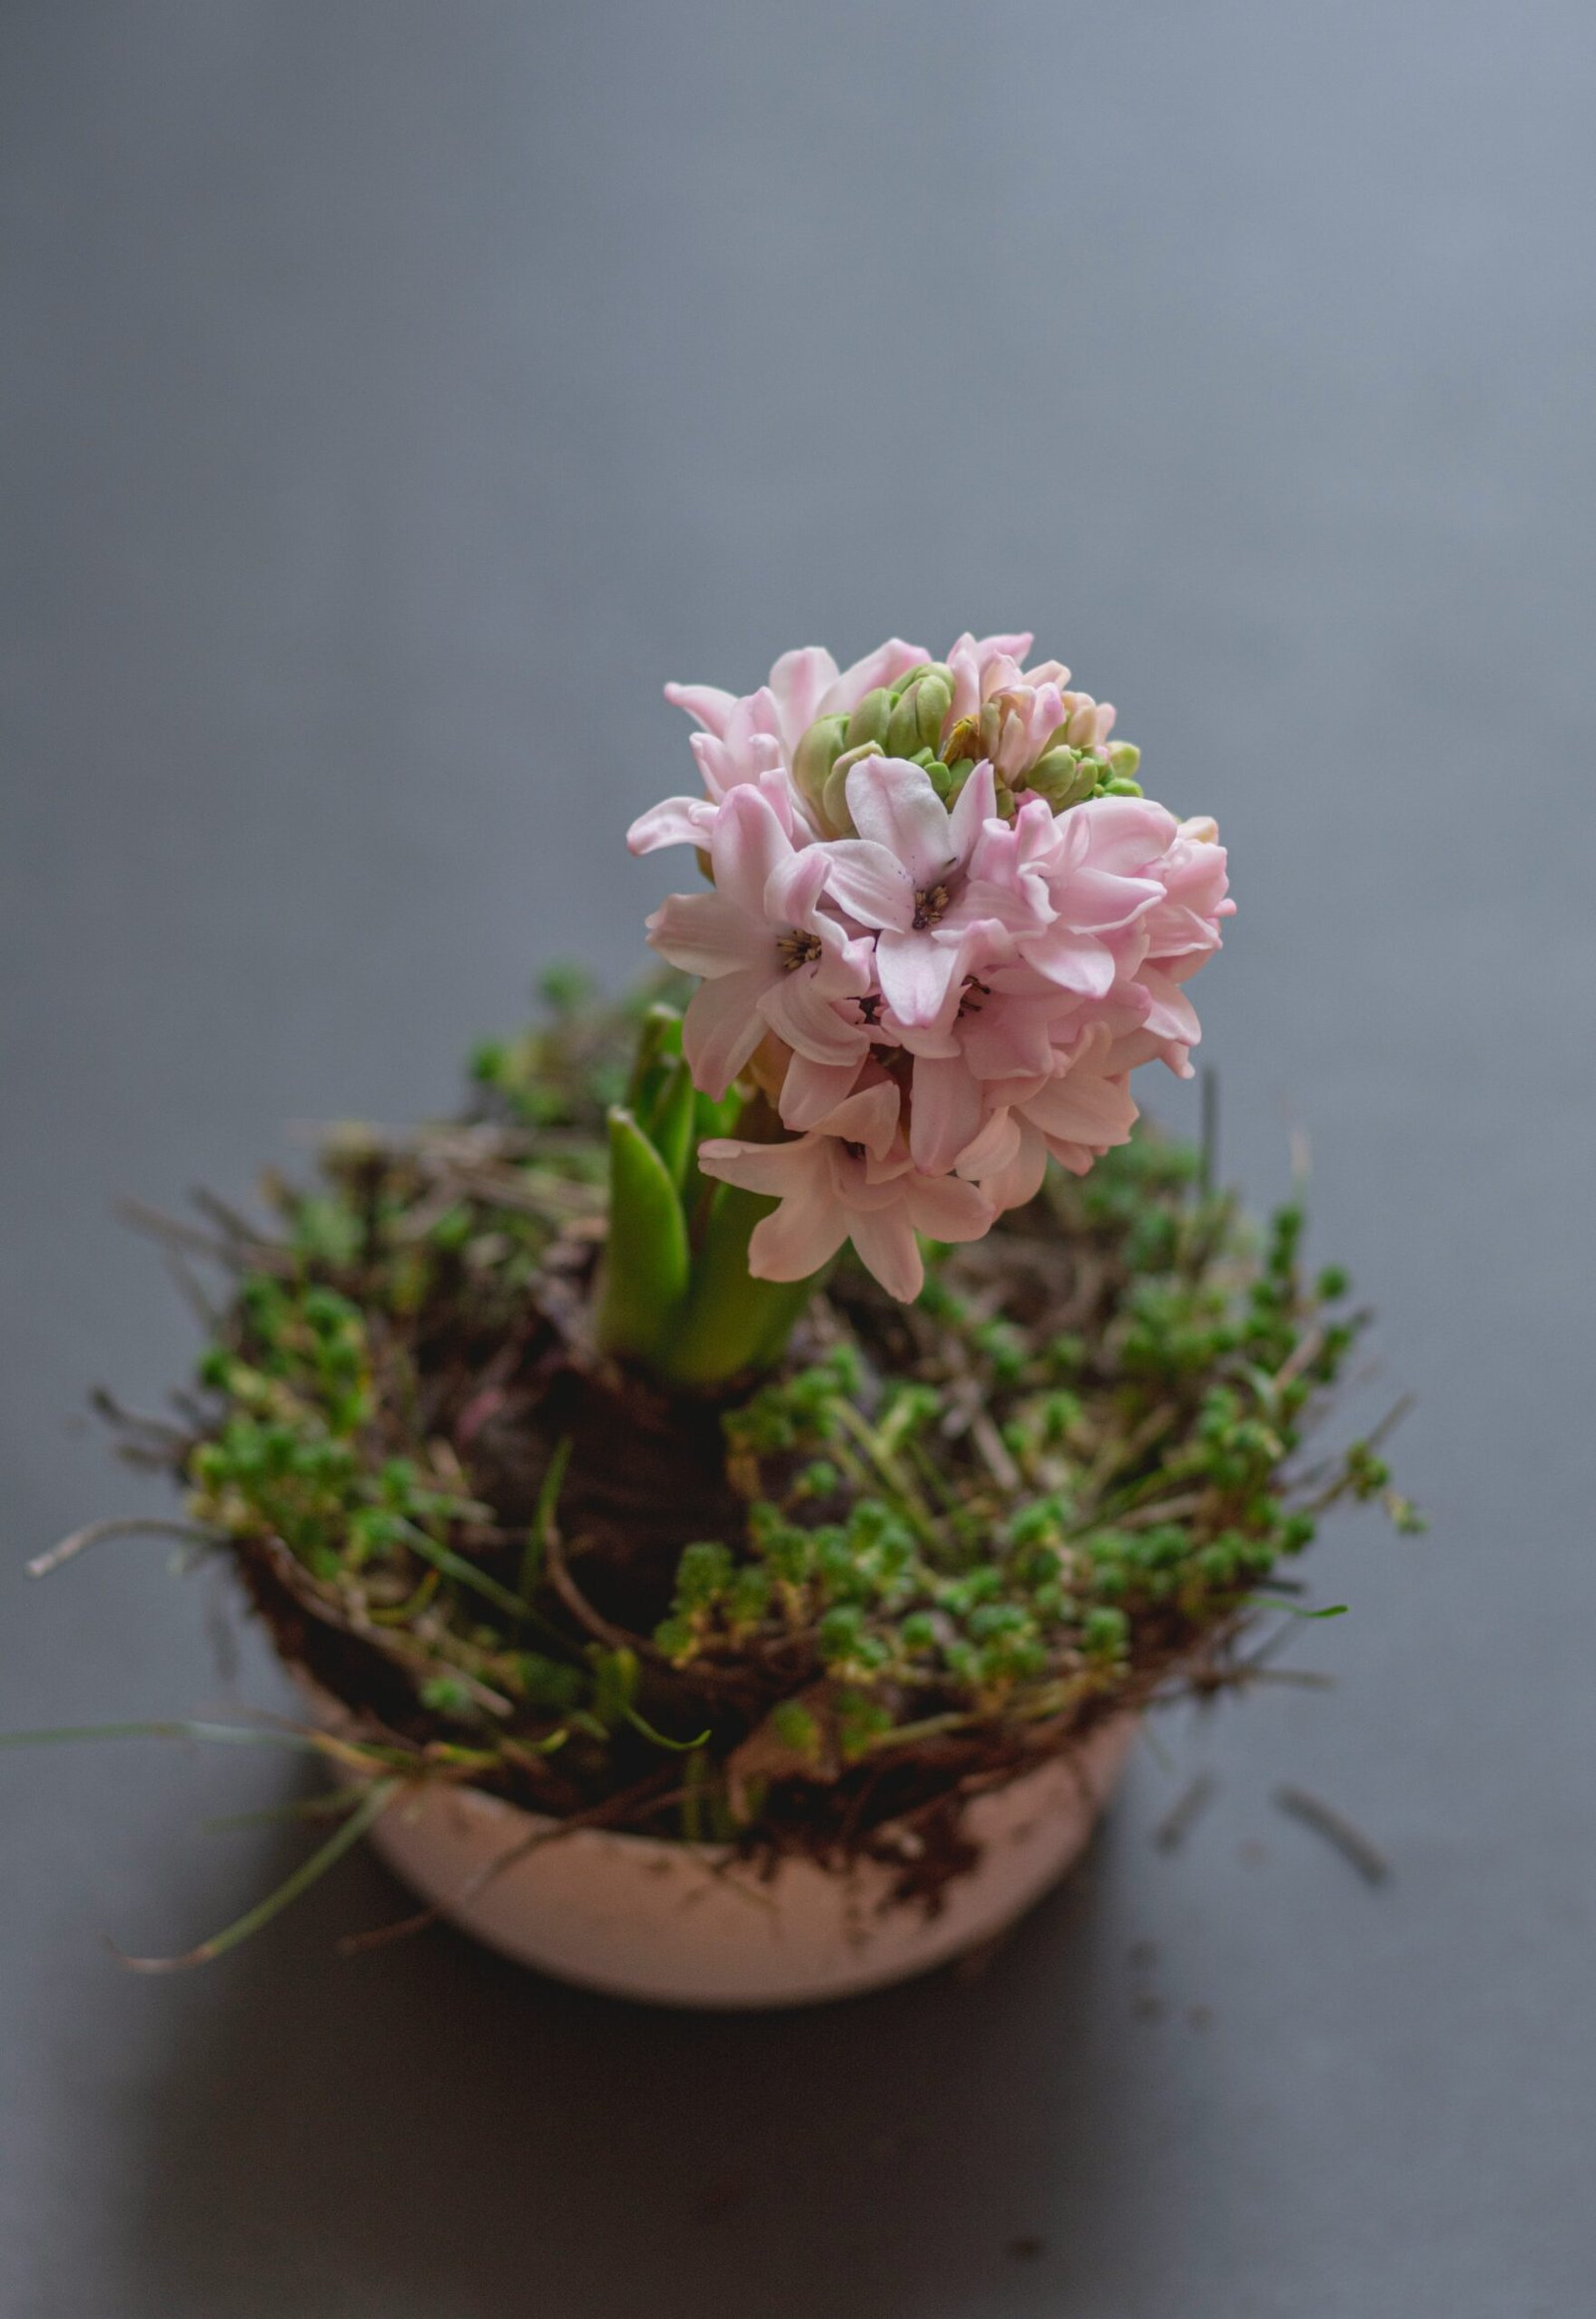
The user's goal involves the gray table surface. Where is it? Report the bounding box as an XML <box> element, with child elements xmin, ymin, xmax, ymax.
<box><xmin>3</xmin><ymin>5</ymin><xmax>1592</xmax><ymax>2314</ymax></box>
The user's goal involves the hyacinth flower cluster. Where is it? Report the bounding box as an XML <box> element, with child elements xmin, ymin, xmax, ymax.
<box><xmin>603</xmin><ymin>632</ymin><xmax>1233</xmax><ymax>1387</ymax></box>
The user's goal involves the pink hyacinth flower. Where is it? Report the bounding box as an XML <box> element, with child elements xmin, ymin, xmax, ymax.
<box><xmin>645</xmin><ymin>785</ymin><xmax>874</xmax><ymax>1099</ymax></box>
<box><xmin>698</xmin><ymin>1077</ymin><xmax>995</xmax><ymax>1303</ymax></box>
<box><xmin>630</xmin><ymin>639</ymin><xmax>931</xmax><ymax>860</ymax></box>
<box><xmin>821</xmin><ymin>756</ymin><xmax>1023</xmax><ymax>1027</ymax></box>
<box><xmin>956</xmin><ymin>1022</ymin><xmax>1141</xmax><ymax>1213</ymax></box>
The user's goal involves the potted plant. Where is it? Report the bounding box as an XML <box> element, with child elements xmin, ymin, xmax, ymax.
<box><xmin>20</xmin><ymin>630</ymin><xmax>1415</xmax><ymax>2006</ymax></box>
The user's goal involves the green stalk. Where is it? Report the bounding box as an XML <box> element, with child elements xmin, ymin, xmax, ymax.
<box><xmin>652</xmin><ymin>1181</ymin><xmax>820</xmax><ymax>1390</ymax></box>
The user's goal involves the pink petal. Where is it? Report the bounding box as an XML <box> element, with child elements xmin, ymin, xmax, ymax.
<box><xmin>902</xmin><ymin>1172</ymin><xmax>996</xmax><ymax>1244</ymax></box>
<box><xmin>820</xmin><ymin>839</ymin><xmax>915</xmax><ymax>932</ymax></box>
<box><xmin>1136</xmin><ymin>966</ymin><xmax>1203</xmax><ymax>1045</ymax></box>
<box><xmin>689</xmin><ymin>725</ymin><xmax>785</xmax><ymax>803</ymax></box>
<box><xmin>759</xmin><ymin>973</ymin><xmax>870</xmax><ymax>1066</ymax></box>
<box><xmin>819</xmin><ymin>1076</ymin><xmax>901</xmax><ymax>1158</ymax></box>
<box><xmin>766</xmin><ymin>647</ymin><xmax>840</xmax><ymax>746</ymax></box>
<box><xmin>681</xmin><ymin>970</ymin><xmax>770</xmax><ymax>1098</ymax></box>
<box><xmin>847</xmin><ymin>1208</ymin><xmax>925</xmax><ymax>1302</ymax></box>
<box><xmin>1019</xmin><ymin>922</ymin><xmax>1117</xmax><ymax>998</ymax></box>
<box><xmin>778</xmin><ymin>1051</ymin><xmax>866</xmax><ymax>1131</ymax></box>
<box><xmin>764</xmin><ymin>846</ymin><xmax>830</xmax><ymax>929</ymax></box>
<box><xmin>1074</xmin><ymin>795</ymin><xmax>1178</xmax><ymax>873</ymax></box>
<box><xmin>1055</xmin><ymin>865</ymin><xmax>1164</xmax><ymax>933</ymax></box>
<box><xmin>845</xmin><ymin>759</ymin><xmax>956</xmax><ymax>890</ymax></box>
<box><xmin>956</xmin><ymin>993</ymin><xmax>1058</xmax><ymax>1081</ymax></box>
<box><xmin>747</xmin><ymin>1189</ymin><xmax>851</xmax><ymax>1283</ymax></box>
<box><xmin>818</xmin><ymin>638</ymin><xmax>930</xmax><ymax>718</ymax></box>
<box><xmin>909</xmin><ymin>1053</ymin><xmax>987</xmax><ymax>1173</ymax></box>
<box><xmin>967</xmin><ymin>629</ymin><xmax>1034</xmax><ymax>665</ymax></box>
<box><xmin>952</xmin><ymin>1109</ymin><xmax>1020</xmax><ymax>1177</ymax></box>
<box><xmin>646</xmin><ymin>891</ymin><xmax>769</xmax><ymax>978</ymax></box>
<box><xmin>626</xmin><ymin>795</ymin><xmax>716</xmax><ymax>856</ymax></box>
<box><xmin>663</xmin><ymin>680</ymin><xmax>738</xmax><ymax>738</ymax></box>
<box><xmin>1023</xmin><ymin>1062</ymin><xmax>1139</xmax><ymax>1147</ymax></box>
<box><xmin>709</xmin><ymin>785</ymin><xmax>794</xmax><ymax>919</ymax></box>
<box><xmin>697</xmin><ymin>1133</ymin><xmax>821</xmax><ymax>1197</ymax></box>
<box><xmin>947</xmin><ymin>759</ymin><xmax>998</xmax><ymax>862</ymax></box>
<box><xmin>876</xmin><ymin>927</ymin><xmax>964</xmax><ymax>1025</ymax></box>
<box><xmin>972</xmin><ymin>1119</ymin><xmax>1050</xmax><ymax>1214</ymax></box>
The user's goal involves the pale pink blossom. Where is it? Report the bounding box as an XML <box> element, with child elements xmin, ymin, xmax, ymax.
<box><xmin>942</xmin><ymin>630</ymin><xmax>1116</xmax><ymax>786</ymax></box>
<box><xmin>629</xmin><ymin>631</ymin><xmax>1236</xmax><ymax>1304</ymax></box>
<box><xmin>821</xmin><ymin>757</ymin><xmax>1019</xmax><ymax>1025</ymax></box>
<box><xmin>629</xmin><ymin>639</ymin><xmax>930</xmax><ymax>860</ymax></box>
<box><xmin>955</xmin><ymin>1023</ymin><xmax>1141</xmax><ymax>1212</ymax></box>
<box><xmin>698</xmin><ymin>1079</ymin><xmax>995</xmax><ymax>1303</ymax></box>
<box><xmin>645</xmin><ymin>786</ymin><xmax>874</xmax><ymax>1099</ymax></box>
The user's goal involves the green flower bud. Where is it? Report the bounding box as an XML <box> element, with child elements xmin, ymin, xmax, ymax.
<box><xmin>885</xmin><ymin>671</ymin><xmax>954</xmax><ymax>758</ymax></box>
<box><xmin>843</xmin><ymin>687</ymin><xmax>894</xmax><ymax>753</ymax></box>
<box><xmin>820</xmin><ymin>739</ymin><xmax>884</xmax><ymax>837</ymax></box>
<box><xmin>888</xmin><ymin>658</ymin><xmax>952</xmax><ymax>701</ymax></box>
<box><xmin>791</xmin><ymin>712</ymin><xmax>849</xmax><ymax>823</ymax></box>
<box><xmin>1107</xmin><ymin>741</ymin><xmax>1141</xmax><ymax>779</ymax></box>
<box><xmin>1025</xmin><ymin>747</ymin><xmax>1098</xmax><ymax>810</ymax></box>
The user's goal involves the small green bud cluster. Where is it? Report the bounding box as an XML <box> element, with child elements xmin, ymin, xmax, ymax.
<box><xmin>790</xmin><ymin>661</ymin><xmax>1145</xmax><ymax>837</ymax></box>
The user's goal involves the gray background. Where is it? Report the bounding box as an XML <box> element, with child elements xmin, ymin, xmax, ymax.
<box><xmin>2</xmin><ymin>4</ymin><xmax>1591</xmax><ymax>2314</ymax></box>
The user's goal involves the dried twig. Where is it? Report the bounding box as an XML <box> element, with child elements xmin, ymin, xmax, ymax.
<box><xmin>27</xmin><ymin>1517</ymin><xmax>215</xmax><ymax>1581</ymax></box>
<box><xmin>1273</xmin><ymin>1784</ymin><xmax>1389</xmax><ymax>1885</ymax></box>
<box><xmin>1153</xmin><ymin>1770</ymin><xmax>1217</xmax><ymax>1853</ymax></box>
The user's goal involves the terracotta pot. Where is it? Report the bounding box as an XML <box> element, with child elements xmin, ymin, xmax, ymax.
<box><xmin>324</xmin><ymin>1702</ymin><xmax>1136</xmax><ymax>2009</ymax></box>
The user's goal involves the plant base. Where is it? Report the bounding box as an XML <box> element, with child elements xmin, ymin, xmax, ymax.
<box><xmin>324</xmin><ymin>1697</ymin><xmax>1136</xmax><ymax>2009</ymax></box>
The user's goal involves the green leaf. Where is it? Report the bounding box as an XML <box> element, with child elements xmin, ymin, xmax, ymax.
<box><xmin>519</xmin><ymin>1436</ymin><xmax>573</xmax><ymax>1609</ymax></box>
<box><xmin>595</xmin><ymin>1106</ymin><xmax>690</xmax><ymax>1360</ymax></box>
<box><xmin>654</xmin><ymin>1182</ymin><xmax>819</xmax><ymax>1388</ymax></box>
<box><xmin>625</xmin><ymin>1004</ymin><xmax>684</xmax><ymax>1111</ymax></box>
<box><xmin>640</xmin><ymin>1055</ymin><xmax>696</xmax><ymax>1191</ymax></box>
<box><xmin>393</xmin><ymin>1520</ymin><xmax>528</xmax><ymax>1620</ymax></box>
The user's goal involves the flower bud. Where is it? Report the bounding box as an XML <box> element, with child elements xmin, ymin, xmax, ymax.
<box><xmin>1107</xmin><ymin>741</ymin><xmax>1141</xmax><ymax>780</ymax></box>
<box><xmin>888</xmin><ymin>658</ymin><xmax>953</xmax><ymax>701</ymax></box>
<box><xmin>1025</xmin><ymin>748</ymin><xmax>1098</xmax><ymax>810</ymax></box>
<box><xmin>791</xmin><ymin>712</ymin><xmax>849</xmax><ymax>823</ymax></box>
<box><xmin>822</xmin><ymin>740</ymin><xmax>884</xmax><ymax>836</ymax></box>
<box><xmin>886</xmin><ymin>671</ymin><xmax>954</xmax><ymax>758</ymax></box>
<box><xmin>844</xmin><ymin>687</ymin><xmax>895</xmax><ymax>753</ymax></box>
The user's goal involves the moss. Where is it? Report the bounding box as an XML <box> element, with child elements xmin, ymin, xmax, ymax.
<box><xmin>145</xmin><ymin>976</ymin><xmax>1415</xmax><ymax>1855</ymax></box>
